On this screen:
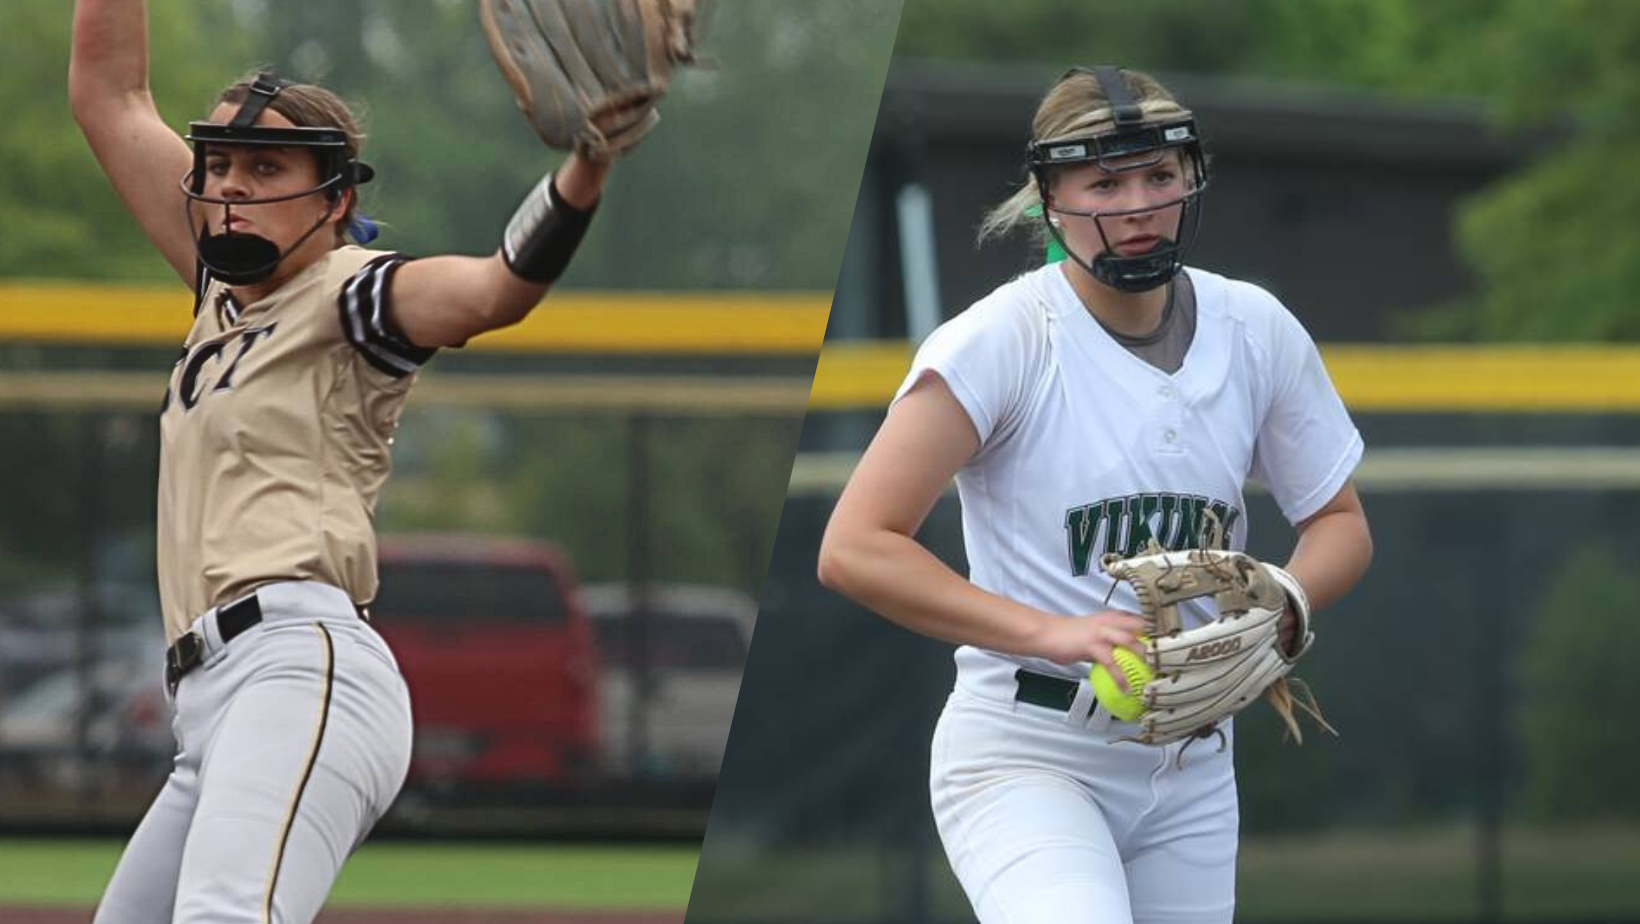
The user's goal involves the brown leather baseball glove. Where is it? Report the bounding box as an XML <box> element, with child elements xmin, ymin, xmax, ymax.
<box><xmin>480</xmin><ymin>0</ymin><xmax>698</xmax><ymax>159</ymax></box>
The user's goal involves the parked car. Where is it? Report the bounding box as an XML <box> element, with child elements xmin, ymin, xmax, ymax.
<box><xmin>0</xmin><ymin>548</ymin><xmax>172</xmax><ymax>794</ymax></box>
<box><xmin>0</xmin><ymin>578</ymin><xmax>160</xmax><ymax>698</ymax></box>
<box><xmin>371</xmin><ymin>535</ymin><xmax>600</xmax><ymax>794</ymax></box>
<box><xmin>580</xmin><ymin>583</ymin><xmax>756</xmax><ymax>781</ymax></box>
<box><xmin>0</xmin><ymin>654</ymin><xmax>171</xmax><ymax>790</ymax></box>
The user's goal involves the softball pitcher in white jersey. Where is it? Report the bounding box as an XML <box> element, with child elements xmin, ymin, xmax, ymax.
<box><xmin>69</xmin><ymin>0</ymin><xmax>628</xmax><ymax>919</ymax></box>
<box><xmin>819</xmin><ymin>66</ymin><xmax>1374</xmax><ymax>924</ymax></box>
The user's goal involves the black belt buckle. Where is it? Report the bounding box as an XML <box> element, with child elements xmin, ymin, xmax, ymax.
<box><xmin>163</xmin><ymin>591</ymin><xmax>270</xmax><ymax>695</ymax></box>
<box><xmin>165</xmin><ymin>631</ymin><xmax>205</xmax><ymax>694</ymax></box>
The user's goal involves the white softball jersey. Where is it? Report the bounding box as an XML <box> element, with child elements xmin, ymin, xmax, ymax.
<box><xmin>898</xmin><ymin>263</ymin><xmax>1363</xmax><ymax>924</ymax></box>
<box><xmin>898</xmin><ymin>262</ymin><xmax>1363</xmax><ymax>690</ymax></box>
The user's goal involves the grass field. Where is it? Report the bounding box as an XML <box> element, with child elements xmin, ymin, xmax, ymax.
<box><xmin>1240</xmin><ymin>823</ymin><xmax>1640</xmax><ymax>921</ymax></box>
<box><xmin>0</xmin><ymin>839</ymin><xmax>699</xmax><ymax>910</ymax></box>
<box><xmin>7</xmin><ymin>825</ymin><xmax>1640</xmax><ymax>921</ymax></box>
<box><xmin>685</xmin><ymin>823</ymin><xmax>1640</xmax><ymax>922</ymax></box>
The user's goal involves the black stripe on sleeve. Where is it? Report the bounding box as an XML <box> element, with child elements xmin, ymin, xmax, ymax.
<box><xmin>338</xmin><ymin>253</ymin><xmax>437</xmax><ymax>378</ymax></box>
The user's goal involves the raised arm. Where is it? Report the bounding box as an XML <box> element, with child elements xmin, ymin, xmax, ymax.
<box><xmin>69</xmin><ymin>0</ymin><xmax>199</xmax><ymax>285</ymax></box>
<box><xmin>817</xmin><ymin>375</ymin><xmax>1146</xmax><ymax>674</ymax></box>
<box><xmin>384</xmin><ymin>0</ymin><xmax>697</xmax><ymax>348</ymax></box>
<box><xmin>385</xmin><ymin>155</ymin><xmax>609</xmax><ymax>348</ymax></box>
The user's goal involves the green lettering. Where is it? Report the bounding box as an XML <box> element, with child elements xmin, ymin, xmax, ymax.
<box><xmin>1124</xmin><ymin>494</ymin><xmax>1162</xmax><ymax>556</ymax></box>
<box><xmin>1104</xmin><ymin>497</ymin><xmax>1130</xmax><ymax>556</ymax></box>
<box><xmin>1065</xmin><ymin>504</ymin><xmax>1106</xmax><ymax>577</ymax></box>
<box><xmin>1207</xmin><ymin>501</ymin><xmax>1241</xmax><ymax>550</ymax></box>
<box><xmin>1156</xmin><ymin>494</ymin><xmax>1180</xmax><ymax>549</ymax></box>
<box><xmin>1174</xmin><ymin>496</ymin><xmax>1204</xmax><ymax>550</ymax></box>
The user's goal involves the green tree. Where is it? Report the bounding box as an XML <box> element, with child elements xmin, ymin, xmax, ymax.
<box><xmin>1517</xmin><ymin>545</ymin><xmax>1640</xmax><ymax>819</ymax></box>
<box><xmin>5</xmin><ymin>0</ymin><xmax>900</xmax><ymax>290</ymax></box>
<box><xmin>894</xmin><ymin>0</ymin><xmax>1640</xmax><ymax>341</ymax></box>
<box><xmin>376</xmin><ymin>410</ymin><xmax>802</xmax><ymax>596</ymax></box>
<box><xmin>895</xmin><ymin>0</ymin><xmax>1256</xmax><ymax>73</ymax></box>
<box><xmin>1398</xmin><ymin>0</ymin><xmax>1640</xmax><ymax>339</ymax></box>
<box><xmin>0</xmin><ymin>0</ymin><xmax>246</xmax><ymax>280</ymax></box>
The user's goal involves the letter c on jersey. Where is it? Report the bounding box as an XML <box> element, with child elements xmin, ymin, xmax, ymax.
<box><xmin>179</xmin><ymin>342</ymin><xmax>228</xmax><ymax>411</ymax></box>
<box><xmin>166</xmin><ymin>324</ymin><xmax>278</xmax><ymax>413</ymax></box>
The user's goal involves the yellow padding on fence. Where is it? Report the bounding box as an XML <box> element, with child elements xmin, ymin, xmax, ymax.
<box><xmin>6</xmin><ymin>281</ymin><xmax>1640</xmax><ymax>412</ymax></box>
<box><xmin>809</xmin><ymin>341</ymin><xmax>915</xmax><ymax>408</ymax></box>
<box><xmin>0</xmin><ymin>371</ymin><xmax>813</xmax><ymax>414</ymax></box>
<box><xmin>0</xmin><ymin>283</ymin><xmax>832</xmax><ymax>355</ymax></box>
<box><xmin>1320</xmin><ymin>346</ymin><xmax>1640</xmax><ymax>412</ymax></box>
<box><xmin>807</xmin><ymin>343</ymin><xmax>1640</xmax><ymax>413</ymax></box>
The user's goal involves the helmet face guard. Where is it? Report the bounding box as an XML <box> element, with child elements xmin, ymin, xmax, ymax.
<box><xmin>1028</xmin><ymin>66</ymin><xmax>1209</xmax><ymax>293</ymax></box>
<box><xmin>180</xmin><ymin>73</ymin><xmax>375</xmax><ymax>286</ymax></box>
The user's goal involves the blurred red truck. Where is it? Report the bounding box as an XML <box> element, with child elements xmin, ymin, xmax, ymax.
<box><xmin>371</xmin><ymin>535</ymin><xmax>599</xmax><ymax>792</ymax></box>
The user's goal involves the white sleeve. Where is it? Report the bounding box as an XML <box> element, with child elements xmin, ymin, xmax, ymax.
<box><xmin>1250</xmin><ymin>306</ymin><xmax>1364</xmax><ymax>524</ymax></box>
<box><xmin>892</xmin><ymin>296</ymin><xmax>1042</xmax><ymax>450</ymax></box>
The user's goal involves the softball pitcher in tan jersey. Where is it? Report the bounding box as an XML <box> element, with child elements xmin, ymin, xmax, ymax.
<box><xmin>67</xmin><ymin>0</ymin><xmax>642</xmax><ymax>920</ymax></box>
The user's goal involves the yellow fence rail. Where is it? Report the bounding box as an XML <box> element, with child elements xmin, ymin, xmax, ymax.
<box><xmin>0</xmin><ymin>283</ymin><xmax>832</xmax><ymax>356</ymax></box>
<box><xmin>809</xmin><ymin>342</ymin><xmax>1640</xmax><ymax>413</ymax></box>
<box><xmin>5</xmin><ymin>282</ymin><xmax>1639</xmax><ymax>413</ymax></box>
<box><xmin>788</xmin><ymin>446</ymin><xmax>1640</xmax><ymax>495</ymax></box>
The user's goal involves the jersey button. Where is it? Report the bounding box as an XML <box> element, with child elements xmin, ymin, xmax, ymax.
<box><xmin>1159</xmin><ymin>385</ymin><xmax>1175</xmax><ymax>399</ymax></box>
<box><xmin>1163</xmin><ymin>429</ymin><xmax>1178</xmax><ymax>443</ymax></box>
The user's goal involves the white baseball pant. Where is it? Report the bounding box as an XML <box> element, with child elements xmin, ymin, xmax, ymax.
<box><xmin>930</xmin><ymin>664</ymin><xmax>1239</xmax><ymax>924</ymax></box>
<box><xmin>94</xmin><ymin>581</ymin><xmax>413</xmax><ymax>924</ymax></box>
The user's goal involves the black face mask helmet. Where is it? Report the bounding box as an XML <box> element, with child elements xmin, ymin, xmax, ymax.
<box><xmin>180</xmin><ymin>73</ymin><xmax>375</xmax><ymax>286</ymax></box>
<box><xmin>1028</xmin><ymin>65</ymin><xmax>1209</xmax><ymax>293</ymax></box>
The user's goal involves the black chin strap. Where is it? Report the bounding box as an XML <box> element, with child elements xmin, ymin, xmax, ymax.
<box><xmin>1041</xmin><ymin>214</ymin><xmax>1182</xmax><ymax>294</ymax></box>
<box><xmin>195</xmin><ymin>194</ymin><xmax>342</xmax><ymax>286</ymax></box>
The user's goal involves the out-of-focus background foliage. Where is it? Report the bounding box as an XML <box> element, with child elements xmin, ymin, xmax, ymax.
<box><xmin>2</xmin><ymin>0</ymin><xmax>894</xmax><ymax>290</ymax></box>
<box><xmin>893</xmin><ymin>0</ymin><xmax>1640</xmax><ymax>341</ymax></box>
<box><xmin>685</xmin><ymin>3</ymin><xmax>1640</xmax><ymax>924</ymax></box>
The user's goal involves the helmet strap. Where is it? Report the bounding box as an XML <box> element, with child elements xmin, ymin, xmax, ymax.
<box><xmin>230</xmin><ymin>73</ymin><xmax>291</xmax><ymax>128</ymax></box>
<box><xmin>1092</xmin><ymin>66</ymin><xmax>1144</xmax><ymax>126</ymax></box>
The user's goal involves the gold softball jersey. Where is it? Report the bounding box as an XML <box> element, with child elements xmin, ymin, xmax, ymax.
<box><xmin>156</xmin><ymin>246</ymin><xmax>433</xmax><ymax>643</ymax></box>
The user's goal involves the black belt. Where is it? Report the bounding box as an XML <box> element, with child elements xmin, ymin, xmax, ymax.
<box><xmin>165</xmin><ymin>594</ymin><xmax>263</xmax><ymax>694</ymax></box>
<box><xmin>1014</xmin><ymin>668</ymin><xmax>1100</xmax><ymax>720</ymax></box>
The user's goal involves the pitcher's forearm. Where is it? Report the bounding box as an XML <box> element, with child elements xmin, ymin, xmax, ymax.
<box><xmin>70</xmin><ymin>0</ymin><xmax>152</xmax><ymax>109</ymax></box>
<box><xmin>1283</xmin><ymin>509</ymin><xmax>1372</xmax><ymax>614</ymax></box>
<box><xmin>819</xmin><ymin>528</ymin><xmax>1053</xmax><ymax>656</ymax></box>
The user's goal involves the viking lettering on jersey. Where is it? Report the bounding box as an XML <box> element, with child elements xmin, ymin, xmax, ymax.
<box><xmin>1064</xmin><ymin>492</ymin><xmax>1241</xmax><ymax>577</ymax></box>
<box><xmin>162</xmin><ymin>323</ymin><xmax>278</xmax><ymax>413</ymax></box>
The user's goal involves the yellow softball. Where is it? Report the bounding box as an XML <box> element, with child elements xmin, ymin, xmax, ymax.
<box><xmin>1089</xmin><ymin>642</ymin><xmax>1153</xmax><ymax>723</ymax></box>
